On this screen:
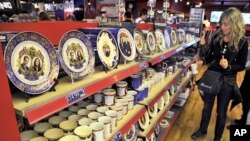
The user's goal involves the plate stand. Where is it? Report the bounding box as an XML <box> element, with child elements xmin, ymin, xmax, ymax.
<box><xmin>103</xmin><ymin>65</ymin><xmax>109</xmax><ymax>73</ymax></box>
<box><xmin>49</xmin><ymin>79</ymin><xmax>59</xmax><ymax>92</ymax></box>
<box><xmin>23</xmin><ymin>92</ymin><xmax>30</xmax><ymax>103</ymax></box>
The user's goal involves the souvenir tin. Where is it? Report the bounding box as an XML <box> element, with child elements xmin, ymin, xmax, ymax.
<box><xmin>117</xmin><ymin>28</ymin><xmax>136</xmax><ymax>61</ymax></box>
<box><xmin>97</xmin><ymin>29</ymin><xmax>119</xmax><ymax>69</ymax></box>
<box><xmin>4</xmin><ymin>32</ymin><xmax>59</xmax><ymax>94</ymax></box>
<box><xmin>58</xmin><ymin>30</ymin><xmax>95</xmax><ymax>79</ymax></box>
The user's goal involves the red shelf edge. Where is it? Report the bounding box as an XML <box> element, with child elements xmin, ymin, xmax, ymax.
<box><xmin>25</xmin><ymin>61</ymin><xmax>148</xmax><ymax>124</ymax></box>
<box><xmin>120</xmin><ymin>107</ymin><xmax>147</xmax><ymax>134</ymax></box>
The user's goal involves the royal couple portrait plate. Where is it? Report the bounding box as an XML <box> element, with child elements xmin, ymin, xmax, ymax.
<box><xmin>134</xmin><ymin>29</ymin><xmax>148</xmax><ymax>55</ymax></box>
<box><xmin>97</xmin><ymin>29</ymin><xmax>119</xmax><ymax>69</ymax></box>
<box><xmin>117</xmin><ymin>28</ymin><xmax>137</xmax><ymax>61</ymax></box>
<box><xmin>58</xmin><ymin>30</ymin><xmax>95</xmax><ymax>79</ymax></box>
<box><xmin>4</xmin><ymin>32</ymin><xmax>59</xmax><ymax>94</ymax></box>
<box><xmin>155</xmin><ymin>29</ymin><xmax>166</xmax><ymax>52</ymax></box>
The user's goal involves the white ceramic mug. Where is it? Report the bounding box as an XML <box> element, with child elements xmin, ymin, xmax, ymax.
<box><xmin>105</xmin><ymin>110</ymin><xmax>118</xmax><ymax>132</ymax></box>
<box><xmin>98</xmin><ymin>116</ymin><xmax>112</xmax><ymax>139</ymax></box>
<box><xmin>78</xmin><ymin>117</ymin><xmax>93</xmax><ymax>126</ymax></box>
<box><xmin>94</xmin><ymin>92</ymin><xmax>103</xmax><ymax>104</ymax></box>
<box><xmin>116</xmin><ymin>99</ymin><xmax>128</xmax><ymax>115</ymax></box>
<box><xmin>96</xmin><ymin>106</ymin><xmax>110</xmax><ymax>114</ymax></box>
<box><xmin>191</xmin><ymin>63</ymin><xmax>198</xmax><ymax>74</ymax></box>
<box><xmin>90</xmin><ymin>122</ymin><xmax>105</xmax><ymax>141</ymax></box>
<box><xmin>110</xmin><ymin>103</ymin><xmax>123</xmax><ymax>120</ymax></box>
<box><xmin>116</xmin><ymin>81</ymin><xmax>128</xmax><ymax>97</ymax></box>
<box><xmin>103</xmin><ymin>89</ymin><xmax>116</xmax><ymax>106</ymax></box>
<box><xmin>74</xmin><ymin>125</ymin><xmax>92</xmax><ymax>141</ymax></box>
<box><xmin>77</xmin><ymin>109</ymin><xmax>90</xmax><ymax>117</ymax></box>
<box><xmin>59</xmin><ymin>135</ymin><xmax>81</xmax><ymax>141</ymax></box>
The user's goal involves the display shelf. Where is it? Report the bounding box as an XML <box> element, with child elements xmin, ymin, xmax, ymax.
<box><xmin>13</xmin><ymin>60</ymin><xmax>148</xmax><ymax>124</ymax></box>
<box><xmin>106</xmin><ymin>104</ymin><xmax>146</xmax><ymax>141</ymax></box>
<box><xmin>159</xmin><ymin>108</ymin><xmax>181</xmax><ymax>141</ymax></box>
<box><xmin>148</xmin><ymin>38</ymin><xmax>200</xmax><ymax>65</ymax></box>
<box><xmin>138</xmin><ymin>76</ymin><xmax>191</xmax><ymax>139</ymax></box>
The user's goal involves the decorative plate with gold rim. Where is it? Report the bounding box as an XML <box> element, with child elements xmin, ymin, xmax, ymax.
<box><xmin>155</xmin><ymin>29</ymin><xmax>166</xmax><ymax>52</ymax></box>
<box><xmin>117</xmin><ymin>28</ymin><xmax>136</xmax><ymax>61</ymax></box>
<box><xmin>97</xmin><ymin>29</ymin><xmax>119</xmax><ymax>69</ymax></box>
<box><xmin>146</xmin><ymin>31</ymin><xmax>156</xmax><ymax>52</ymax></box>
<box><xmin>58</xmin><ymin>30</ymin><xmax>95</xmax><ymax>79</ymax></box>
<box><xmin>4</xmin><ymin>32</ymin><xmax>59</xmax><ymax>95</ymax></box>
<box><xmin>170</xmin><ymin>29</ymin><xmax>177</xmax><ymax>46</ymax></box>
<box><xmin>134</xmin><ymin>29</ymin><xmax>148</xmax><ymax>55</ymax></box>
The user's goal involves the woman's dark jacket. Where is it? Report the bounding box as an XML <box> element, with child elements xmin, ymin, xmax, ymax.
<box><xmin>201</xmin><ymin>31</ymin><xmax>248</xmax><ymax>109</ymax></box>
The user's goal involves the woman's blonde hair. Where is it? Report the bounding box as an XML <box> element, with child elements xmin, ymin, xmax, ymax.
<box><xmin>217</xmin><ymin>7</ymin><xmax>245</xmax><ymax>52</ymax></box>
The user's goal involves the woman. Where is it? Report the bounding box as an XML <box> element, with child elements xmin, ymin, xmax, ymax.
<box><xmin>33</xmin><ymin>58</ymin><xmax>42</xmax><ymax>72</ymax></box>
<box><xmin>192</xmin><ymin>7</ymin><xmax>248</xmax><ymax>141</ymax></box>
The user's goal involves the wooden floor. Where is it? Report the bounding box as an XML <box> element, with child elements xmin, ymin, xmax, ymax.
<box><xmin>165</xmin><ymin>65</ymin><xmax>245</xmax><ymax>141</ymax></box>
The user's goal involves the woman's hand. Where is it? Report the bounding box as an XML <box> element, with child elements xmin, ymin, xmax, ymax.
<box><xmin>200</xmin><ymin>30</ymin><xmax>206</xmax><ymax>45</ymax></box>
<box><xmin>219</xmin><ymin>55</ymin><xmax>229</xmax><ymax>69</ymax></box>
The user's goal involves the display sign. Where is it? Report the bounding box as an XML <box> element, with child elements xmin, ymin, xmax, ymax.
<box><xmin>189</xmin><ymin>8</ymin><xmax>205</xmax><ymax>23</ymax></box>
<box><xmin>66</xmin><ymin>89</ymin><xmax>86</xmax><ymax>104</ymax></box>
<box><xmin>44</xmin><ymin>0</ymin><xmax>74</xmax><ymax>12</ymax></box>
<box><xmin>0</xmin><ymin>2</ymin><xmax>12</xmax><ymax>10</ymax></box>
<box><xmin>210</xmin><ymin>11</ymin><xmax>250</xmax><ymax>25</ymax></box>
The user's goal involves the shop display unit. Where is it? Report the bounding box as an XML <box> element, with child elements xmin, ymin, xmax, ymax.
<box><xmin>0</xmin><ymin>22</ymin><xmax>199</xmax><ymax>141</ymax></box>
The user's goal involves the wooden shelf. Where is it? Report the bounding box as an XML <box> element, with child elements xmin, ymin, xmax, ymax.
<box><xmin>13</xmin><ymin>60</ymin><xmax>148</xmax><ymax>124</ymax></box>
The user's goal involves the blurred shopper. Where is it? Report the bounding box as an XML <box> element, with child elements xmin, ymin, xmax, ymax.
<box><xmin>38</xmin><ymin>11</ymin><xmax>50</xmax><ymax>21</ymax></box>
<box><xmin>124</xmin><ymin>12</ymin><xmax>133</xmax><ymax>22</ymax></box>
<box><xmin>191</xmin><ymin>7</ymin><xmax>248</xmax><ymax>141</ymax></box>
<box><xmin>135</xmin><ymin>8</ymin><xmax>147</xmax><ymax>23</ymax></box>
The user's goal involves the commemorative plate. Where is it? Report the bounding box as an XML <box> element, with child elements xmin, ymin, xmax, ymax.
<box><xmin>138</xmin><ymin>111</ymin><xmax>150</xmax><ymax>130</ymax></box>
<box><xmin>155</xmin><ymin>29</ymin><xmax>166</xmax><ymax>52</ymax></box>
<box><xmin>170</xmin><ymin>29</ymin><xmax>177</xmax><ymax>46</ymax></box>
<box><xmin>4</xmin><ymin>32</ymin><xmax>59</xmax><ymax>94</ymax></box>
<box><xmin>123</xmin><ymin>124</ymin><xmax>137</xmax><ymax>141</ymax></box>
<box><xmin>58</xmin><ymin>30</ymin><xmax>95</xmax><ymax>79</ymax></box>
<box><xmin>164</xmin><ymin>28</ymin><xmax>172</xmax><ymax>48</ymax></box>
<box><xmin>97</xmin><ymin>29</ymin><xmax>119</xmax><ymax>69</ymax></box>
<box><xmin>134</xmin><ymin>29</ymin><xmax>148</xmax><ymax>55</ymax></box>
<box><xmin>117</xmin><ymin>28</ymin><xmax>136</xmax><ymax>61</ymax></box>
<box><xmin>148</xmin><ymin>103</ymin><xmax>158</xmax><ymax>118</ymax></box>
<box><xmin>146</xmin><ymin>31</ymin><xmax>156</xmax><ymax>52</ymax></box>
